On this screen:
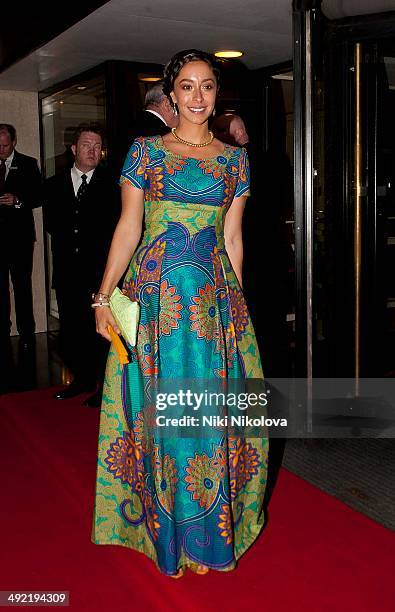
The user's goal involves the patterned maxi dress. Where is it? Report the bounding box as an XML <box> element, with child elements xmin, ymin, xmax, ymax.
<box><xmin>92</xmin><ymin>135</ymin><xmax>269</xmax><ymax>574</ymax></box>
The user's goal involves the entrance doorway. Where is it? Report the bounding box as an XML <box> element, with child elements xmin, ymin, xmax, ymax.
<box><xmin>303</xmin><ymin>8</ymin><xmax>395</xmax><ymax>377</ymax></box>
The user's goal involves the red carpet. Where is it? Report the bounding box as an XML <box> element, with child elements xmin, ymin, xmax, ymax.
<box><xmin>0</xmin><ymin>388</ymin><xmax>394</xmax><ymax>612</ymax></box>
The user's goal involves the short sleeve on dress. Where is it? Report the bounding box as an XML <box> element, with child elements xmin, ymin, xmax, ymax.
<box><xmin>234</xmin><ymin>147</ymin><xmax>251</xmax><ymax>198</ymax></box>
<box><xmin>119</xmin><ymin>137</ymin><xmax>148</xmax><ymax>190</ymax></box>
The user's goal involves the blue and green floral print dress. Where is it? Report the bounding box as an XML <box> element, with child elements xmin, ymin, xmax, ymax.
<box><xmin>92</xmin><ymin>135</ymin><xmax>269</xmax><ymax>575</ymax></box>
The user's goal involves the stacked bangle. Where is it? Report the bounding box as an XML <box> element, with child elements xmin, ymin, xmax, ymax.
<box><xmin>91</xmin><ymin>292</ymin><xmax>110</xmax><ymax>308</ymax></box>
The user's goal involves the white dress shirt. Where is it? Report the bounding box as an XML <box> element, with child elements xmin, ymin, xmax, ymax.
<box><xmin>144</xmin><ymin>109</ymin><xmax>167</xmax><ymax>126</ymax></box>
<box><xmin>3</xmin><ymin>149</ymin><xmax>15</xmax><ymax>180</ymax></box>
<box><xmin>71</xmin><ymin>164</ymin><xmax>95</xmax><ymax>196</ymax></box>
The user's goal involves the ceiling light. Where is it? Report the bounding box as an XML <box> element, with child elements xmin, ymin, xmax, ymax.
<box><xmin>139</xmin><ymin>76</ymin><xmax>162</xmax><ymax>82</ymax></box>
<box><xmin>214</xmin><ymin>50</ymin><xmax>244</xmax><ymax>59</ymax></box>
<box><xmin>77</xmin><ymin>86</ymin><xmax>87</xmax><ymax>90</ymax></box>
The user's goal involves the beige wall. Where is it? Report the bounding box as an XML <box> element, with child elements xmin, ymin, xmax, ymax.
<box><xmin>0</xmin><ymin>90</ymin><xmax>47</xmax><ymax>334</ymax></box>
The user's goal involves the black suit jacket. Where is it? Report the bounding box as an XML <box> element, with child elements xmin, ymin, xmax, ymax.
<box><xmin>134</xmin><ymin>110</ymin><xmax>170</xmax><ymax>138</ymax></box>
<box><xmin>43</xmin><ymin>165</ymin><xmax>120</xmax><ymax>291</ymax></box>
<box><xmin>0</xmin><ymin>150</ymin><xmax>42</xmax><ymax>242</ymax></box>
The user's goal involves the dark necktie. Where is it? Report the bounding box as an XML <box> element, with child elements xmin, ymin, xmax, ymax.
<box><xmin>76</xmin><ymin>173</ymin><xmax>88</xmax><ymax>201</ymax></box>
<box><xmin>0</xmin><ymin>160</ymin><xmax>6</xmax><ymax>194</ymax></box>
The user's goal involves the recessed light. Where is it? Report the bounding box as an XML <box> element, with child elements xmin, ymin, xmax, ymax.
<box><xmin>59</xmin><ymin>100</ymin><xmax>64</xmax><ymax>105</ymax></box>
<box><xmin>77</xmin><ymin>86</ymin><xmax>87</xmax><ymax>90</ymax></box>
<box><xmin>139</xmin><ymin>76</ymin><xmax>162</xmax><ymax>82</ymax></box>
<box><xmin>214</xmin><ymin>50</ymin><xmax>244</xmax><ymax>59</ymax></box>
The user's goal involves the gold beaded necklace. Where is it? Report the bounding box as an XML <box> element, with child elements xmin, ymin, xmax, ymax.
<box><xmin>171</xmin><ymin>127</ymin><xmax>214</xmax><ymax>148</ymax></box>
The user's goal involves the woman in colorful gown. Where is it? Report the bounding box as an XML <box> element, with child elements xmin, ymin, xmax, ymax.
<box><xmin>92</xmin><ymin>49</ymin><xmax>269</xmax><ymax>577</ymax></box>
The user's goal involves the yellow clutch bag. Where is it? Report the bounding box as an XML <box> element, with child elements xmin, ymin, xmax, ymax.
<box><xmin>107</xmin><ymin>325</ymin><xmax>129</xmax><ymax>364</ymax></box>
<box><xmin>109</xmin><ymin>287</ymin><xmax>140</xmax><ymax>347</ymax></box>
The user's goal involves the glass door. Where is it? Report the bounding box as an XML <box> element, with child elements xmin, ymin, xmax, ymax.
<box><xmin>243</xmin><ymin>66</ymin><xmax>295</xmax><ymax>378</ymax></box>
<box><xmin>360</xmin><ymin>41</ymin><xmax>395</xmax><ymax>376</ymax></box>
<box><xmin>40</xmin><ymin>75</ymin><xmax>106</xmax><ymax>321</ymax></box>
<box><xmin>306</xmin><ymin>17</ymin><xmax>395</xmax><ymax>378</ymax></box>
<box><xmin>379</xmin><ymin>48</ymin><xmax>395</xmax><ymax>376</ymax></box>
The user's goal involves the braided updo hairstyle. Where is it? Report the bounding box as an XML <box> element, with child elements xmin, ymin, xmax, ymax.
<box><xmin>162</xmin><ymin>49</ymin><xmax>220</xmax><ymax>104</ymax></box>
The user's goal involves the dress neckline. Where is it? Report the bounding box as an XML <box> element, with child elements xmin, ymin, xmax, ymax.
<box><xmin>156</xmin><ymin>135</ymin><xmax>231</xmax><ymax>161</ymax></box>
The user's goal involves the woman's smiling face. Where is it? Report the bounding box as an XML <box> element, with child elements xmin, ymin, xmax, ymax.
<box><xmin>171</xmin><ymin>60</ymin><xmax>217</xmax><ymax>125</ymax></box>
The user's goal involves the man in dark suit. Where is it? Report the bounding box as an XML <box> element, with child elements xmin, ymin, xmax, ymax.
<box><xmin>134</xmin><ymin>81</ymin><xmax>177</xmax><ymax>138</ymax></box>
<box><xmin>0</xmin><ymin>123</ymin><xmax>42</xmax><ymax>348</ymax></box>
<box><xmin>43</xmin><ymin>124</ymin><xmax>120</xmax><ymax>407</ymax></box>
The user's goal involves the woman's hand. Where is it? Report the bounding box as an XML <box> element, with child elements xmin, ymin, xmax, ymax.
<box><xmin>95</xmin><ymin>306</ymin><xmax>121</xmax><ymax>342</ymax></box>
